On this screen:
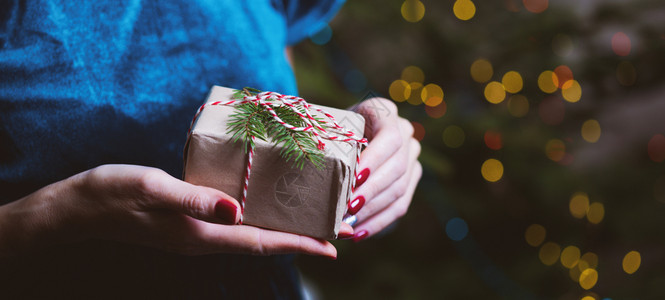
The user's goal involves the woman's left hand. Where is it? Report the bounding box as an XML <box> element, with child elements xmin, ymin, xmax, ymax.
<box><xmin>346</xmin><ymin>97</ymin><xmax>422</xmax><ymax>241</ymax></box>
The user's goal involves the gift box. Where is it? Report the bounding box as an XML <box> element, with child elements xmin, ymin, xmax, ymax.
<box><xmin>183</xmin><ymin>86</ymin><xmax>365</xmax><ymax>239</ymax></box>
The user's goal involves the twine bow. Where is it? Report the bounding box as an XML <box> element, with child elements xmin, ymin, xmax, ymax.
<box><xmin>189</xmin><ymin>89</ymin><xmax>368</xmax><ymax>224</ymax></box>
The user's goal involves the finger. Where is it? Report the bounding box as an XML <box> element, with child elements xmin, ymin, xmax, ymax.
<box><xmin>352</xmin><ymin>162</ymin><xmax>422</xmax><ymax>242</ymax></box>
<box><xmin>353</xmin><ymin>100</ymin><xmax>403</xmax><ymax>180</ymax></box>
<box><xmin>337</xmin><ymin>221</ymin><xmax>354</xmax><ymax>239</ymax></box>
<box><xmin>353</xmin><ymin>138</ymin><xmax>420</xmax><ymax>218</ymax></box>
<box><xmin>200</xmin><ymin>223</ymin><xmax>337</xmax><ymax>258</ymax></box>
<box><xmin>139</xmin><ymin>169</ymin><xmax>241</xmax><ymax>225</ymax></box>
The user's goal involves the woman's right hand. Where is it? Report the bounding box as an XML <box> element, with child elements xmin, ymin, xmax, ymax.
<box><xmin>0</xmin><ymin>164</ymin><xmax>339</xmax><ymax>258</ymax></box>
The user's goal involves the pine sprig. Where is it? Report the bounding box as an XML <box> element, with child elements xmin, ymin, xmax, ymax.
<box><xmin>225</xmin><ymin>88</ymin><xmax>325</xmax><ymax>170</ymax></box>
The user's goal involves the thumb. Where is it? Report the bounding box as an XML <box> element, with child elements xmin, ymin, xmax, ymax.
<box><xmin>146</xmin><ymin>171</ymin><xmax>241</xmax><ymax>225</ymax></box>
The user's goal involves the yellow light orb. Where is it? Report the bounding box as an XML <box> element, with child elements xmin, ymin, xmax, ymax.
<box><xmin>389</xmin><ymin>79</ymin><xmax>411</xmax><ymax>102</ymax></box>
<box><xmin>581</xmin><ymin>119</ymin><xmax>601</xmax><ymax>143</ymax></box>
<box><xmin>622</xmin><ymin>251</ymin><xmax>641</xmax><ymax>274</ymax></box>
<box><xmin>617</xmin><ymin>61</ymin><xmax>637</xmax><ymax>86</ymax></box>
<box><xmin>579</xmin><ymin>268</ymin><xmax>598</xmax><ymax>290</ymax></box>
<box><xmin>560</xmin><ymin>245</ymin><xmax>581</xmax><ymax>269</ymax></box>
<box><xmin>586</xmin><ymin>202</ymin><xmax>605</xmax><ymax>224</ymax></box>
<box><xmin>401</xmin><ymin>65</ymin><xmax>425</xmax><ymax>84</ymax></box>
<box><xmin>525</xmin><ymin>224</ymin><xmax>546</xmax><ymax>247</ymax></box>
<box><xmin>484</xmin><ymin>81</ymin><xmax>506</xmax><ymax>104</ymax></box>
<box><xmin>481</xmin><ymin>158</ymin><xmax>504</xmax><ymax>182</ymax></box>
<box><xmin>443</xmin><ymin>125</ymin><xmax>465</xmax><ymax>148</ymax></box>
<box><xmin>406</xmin><ymin>82</ymin><xmax>424</xmax><ymax>105</ymax></box>
<box><xmin>539</xmin><ymin>242</ymin><xmax>561</xmax><ymax>266</ymax></box>
<box><xmin>507</xmin><ymin>94</ymin><xmax>529</xmax><ymax>117</ymax></box>
<box><xmin>453</xmin><ymin>0</ymin><xmax>476</xmax><ymax>21</ymax></box>
<box><xmin>401</xmin><ymin>0</ymin><xmax>425</xmax><ymax>23</ymax></box>
<box><xmin>470</xmin><ymin>59</ymin><xmax>493</xmax><ymax>83</ymax></box>
<box><xmin>545</xmin><ymin>139</ymin><xmax>565</xmax><ymax>162</ymax></box>
<box><xmin>562</xmin><ymin>80</ymin><xmax>582</xmax><ymax>102</ymax></box>
<box><xmin>538</xmin><ymin>70</ymin><xmax>558</xmax><ymax>93</ymax></box>
<box><xmin>569</xmin><ymin>192</ymin><xmax>589</xmax><ymax>219</ymax></box>
<box><xmin>581</xmin><ymin>296</ymin><xmax>595</xmax><ymax>300</ymax></box>
<box><xmin>421</xmin><ymin>83</ymin><xmax>444</xmax><ymax>107</ymax></box>
<box><xmin>502</xmin><ymin>71</ymin><xmax>523</xmax><ymax>93</ymax></box>
<box><xmin>578</xmin><ymin>252</ymin><xmax>599</xmax><ymax>271</ymax></box>
<box><xmin>569</xmin><ymin>265</ymin><xmax>582</xmax><ymax>282</ymax></box>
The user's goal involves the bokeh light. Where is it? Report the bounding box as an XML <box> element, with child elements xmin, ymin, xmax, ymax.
<box><xmin>446</xmin><ymin>217</ymin><xmax>469</xmax><ymax>241</ymax></box>
<box><xmin>470</xmin><ymin>59</ymin><xmax>493</xmax><ymax>83</ymax></box>
<box><xmin>453</xmin><ymin>0</ymin><xmax>476</xmax><ymax>21</ymax></box>
<box><xmin>484</xmin><ymin>130</ymin><xmax>503</xmax><ymax>150</ymax></box>
<box><xmin>647</xmin><ymin>134</ymin><xmax>665</xmax><ymax>162</ymax></box>
<box><xmin>578</xmin><ymin>252</ymin><xmax>599</xmax><ymax>272</ymax></box>
<box><xmin>581</xmin><ymin>119</ymin><xmax>601</xmax><ymax>143</ymax></box>
<box><xmin>525</xmin><ymin>224</ymin><xmax>546</xmax><ymax>247</ymax></box>
<box><xmin>569</xmin><ymin>264</ymin><xmax>582</xmax><ymax>282</ymax></box>
<box><xmin>560</xmin><ymin>245</ymin><xmax>581</xmax><ymax>269</ymax></box>
<box><xmin>561</xmin><ymin>80</ymin><xmax>582</xmax><ymax>103</ymax></box>
<box><xmin>401</xmin><ymin>65</ymin><xmax>425</xmax><ymax>83</ymax></box>
<box><xmin>569</xmin><ymin>192</ymin><xmax>589</xmax><ymax>219</ymax></box>
<box><xmin>580</xmin><ymin>296</ymin><xmax>595</xmax><ymax>300</ymax></box>
<box><xmin>421</xmin><ymin>83</ymin><xmax>444</xmax><ymax>106</ymax></box>
<box><xmin>401</xmin><ymin>0</ymin><xmax>425</xmax><ymax>23</ymax></box>
<box><xmin>389</xmin><ymin>79</ymin><xmax>411</xmax><ymax>102</ymax></box>
<box><xmin>501</xmin><ymin>71</ymin><xmax>523</xmax><ymax>93</ymax></box>
<box><xmin>553</xmin><ymin>65</ymin><xmax>574</xmax><ymax>89</ymax></box>
<box><xmin>310</xmin><ymin>25</ymin><xmax>333</xmax><ymax>45</ymax></box>
<box><xmin>538</xmin><ymin>70</ymin><xmax>558</xmax><ymax>93</ymax></box>
<box><xmin>425</xmin><ymin>101</ymin><xmax>447</xmax><ymax>118</ymax></box>
<box><xmin>616</xmin><ymin>61</ymin><xmax>637</xmax><ymax>86</ymax></box>
<box><xmin>622</xmin><ymin>251</ymin><xmax>641</xmax><ymax>274</ymax></box>
<box><xmin>611</xmin><ymin>31</ymin><xmax>631</xmax><ymax>56</ymax></box>
<box><xmin>411</xmin><ymin>121</ymin><xmax>425</xmax><ymax>141</ymax></box>
<box><xmin>586</xmin><ymin>202</ymin><xmax>605</xmax><ymax>224</ymax></box>
<box><xmin>539</xmin><ymin>96</ymin><xmax>565</xmax><ymax>125</ymax></box>
<box><xmin>407</xmin><ymin>82</ymin><xmax>424</xmax><ymax>105</ymax></box>
<box><xmin>523</xmin><ymin>0</ymin><xmax>548</xmax><ymax>13</ymax></box>
<box><xmin>484</xmin><ymin>81</ymin><xmax>506</xmax><ymax>104</ymax></box>
<box><xmin>579</xmin><ymin>268</ymin><xmax>598</xmax><ymax>290</ymax></box>
<box><xmin>481</xmin><ymin>158</ymin><xmax>504</xmax><ymax>182</ymax></box>
<box><xmin>545</xmin><ymin>139</ymin><xmax>565</xmax><ymax>162</ymax></box>
<box><xmin>507</xmin><ymin>94</ymin><xmax>529</xmax><ymax>117</ymax></box>
<box><xmin>539</xmin><ymin>242</ymin><xmax>561</xmax><ymax>266</ymax></box>
<box><xmin>443</xmin><ymin>125</ymin><xmax>465</xmax><ymax>148</ymax></box>
<box><xmin>552</xmin><ymin>34</ymin><xmax>573</xmax><ymax>57</ymax></box>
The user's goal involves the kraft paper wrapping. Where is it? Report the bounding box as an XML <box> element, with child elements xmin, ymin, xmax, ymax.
<box><xmin>183</xmin><ymin>86</ymin><xmax>365</xmax><ymax>239</ymax></box>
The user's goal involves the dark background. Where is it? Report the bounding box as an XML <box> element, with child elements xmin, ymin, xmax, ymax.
<box><xmin>293</xmin><ymin>0</ymin><xmax>665</xmax><ymax>299</ymax></box>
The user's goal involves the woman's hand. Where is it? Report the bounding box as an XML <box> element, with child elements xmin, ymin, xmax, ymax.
<box><xmin>346</xmin><ymin>98</ymin><xmax>422</xmax><ymax>241</ymax></box>
<box><xmin>0</xmin><ymin>164</ymin><xmax>343</xmax><ymax>258</ymax></box>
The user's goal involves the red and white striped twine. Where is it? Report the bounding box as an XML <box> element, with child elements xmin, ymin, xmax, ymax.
<box><xmin>188</xmin><ymin>91</ymin><xmax>368</xmax><ymax>224</ymax></box>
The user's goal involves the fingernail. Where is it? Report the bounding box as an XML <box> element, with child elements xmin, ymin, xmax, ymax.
<box><xmin>214</xmin><ymin>199</ymin><xmax>238</xmax><ymax>225</ymax></box>
<box><xmin>338</xmin><ymin>232</ymin><xmax>354</xmax><ymax>240</ymax></box>
<box><xmin>347</xmin><ymin>195</ymin><xmax>365</xmax><ymax>215</ymax></box>
<box><xmin>355</xmin><ymin>168</ymin><xmax>370</xmax><ymax>189</ymax></box>
<box><xmin>352</xmin><ymin>230</ymin><xmax>369</xmax><ymax>243</ymax></box>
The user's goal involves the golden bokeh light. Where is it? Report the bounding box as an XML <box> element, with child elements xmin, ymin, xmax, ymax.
<box><xmin>578</xmin><ymin>252</ymin><xmax>599</xmax><ymax>271</ymax></box>
<box><xmin>612</xmin><ymin>31</ymin><xmax>631</xmax><ymax>56</ymax></box>
<box><xmin>554</xmin><ymin>65</ymin><xmax>574</xmax><ymax>89</ymax></box>
<box><xmin>401</xmin><ymin>65</ymin><xmax>425</xmax><ymax>83</ymax></box>
<box><xmin>443</xmin><ymin>125</ymin><xmax>465</xmax><ymax>148</ymax></box>
<box><xmin>586</xmin><ymin>202</ymin><xmax>604</xmax><ymax>224</ymax></box>
<box><xmin>421</xmin><ymin>83</ymin><xmax>444</xmax><ymax>106</ymax></box>
<box><xmin>453</xmin><ymin>0</ymin><xmax>476</xmax><ymax>21</ymax></box>
<box><xmin>481</xmin><ymin>158</ymin><xmax>504</xmax><ymax>182</ymax></box>
<box><xmin>623</xmin><ymin>251</ymin><xmax>641</xmax><ymax>274</ymax></box>
<box><xmin>407</xmin><ymin>82</ymin><xmax>424</xmax><ymax>105</ymax></box>
<box><xmin>538</xmin><ymin>70</ymin><xmax>558</xmax><ymax>93</ymax></box>
<box><xmin>507</xmin><ymin>94</ymin><xmax>529</xmax><ymax>117</ymax></box>
<box><xmin>523</xmin><ymin>0</ymin><xmax>548</xmax><ymax>13</ymax></box>
<box><xmin>552</xmin><ymin>33</ymin><xmax>573</xmax><ymax>57</ymax></box>
<box><xmin>525</xmin><ymin>224</ymin><xmax>546</xmax><ymax>247</ymax></box>
<box><xmin>579</xmin><ymin>268</ymin><xmax>598</xmax><ymax>290</ymax></box>
<box><xmin>545</xmin><ymin>139</ymin><xmax>565</xmax><ymax>162</ymax></box>
<box><xmin>401</xmin><ymin>0</ymin><xmax>425</xmax><ymax>23</ymax></box>
<box><xmin>569</xmin><ymin>192</ymin><xmax>589</xmax><ymax>219</ymax></box>
<box><xmin>389</xmin><ymin>79</ymin><xmax>411</xmax><ymax>102</ymax></box>
<box><xmin>484</xmin><ymin>81</ymin><xmax>506</xmax><ymax>104</ymax></box>
<box><xmin>502</xmin><ymin>71</ymin><xmax>523</xmax><ymax>93</ymax></box>
<box><xmin>569</xmin><ymin>265</ymin><xmax>582</xmax><ymax>282</ymax></box>
<box><xmin>617</xmin><ymin>61</ymin><xmax>637</xmax><ymax>86</ymax></box>
<box><xmin>581</xmin><ymin>296</ymin><xmax>595</xmax><ymax>300</ymax></box>
<box><xmin>648</xmin><ymin>134</ymin><xmax>665</xmax><ymax>162</ymax></box>
<box><xmin>562</xmin><ymin>80</ymin><xmax>582</xmax><ymax>103</ymax></box>
<box><xmin>470</xmin><ymin>59</ymin><xmax>493</xmax><ymax>83</ymax></box>
<box><xmin>560</xmin><ymin>245</ymin><xmax>581</xmax><ymax>269</ymax></box>
<box><xmin>539</xmin><ymin>242</ymin><xmax>561</xmax><ymax>266</ymax></box>
<box><xmin>581</xmin><ymin>119</ymin><xmax>601</xmax><ymax>143</ymax></box>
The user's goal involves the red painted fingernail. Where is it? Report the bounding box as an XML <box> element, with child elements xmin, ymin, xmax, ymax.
<box><xmin>214</xmin><ymin>199</ymin><xmax>238</xmax><ymax>225</ymax></box>
<box><xmin>347</xmin><ymin>195</ymin><xmax>365</xmax><ymax>215</ymax></box>
<box><xmin>352</xmin><ymin>230</ymin><xmax>369</xmax><ymax>243</ymax></box>
<box><xmin>355</xmin><ymin>168</ymin><xmax>370</xmax><ymax>188</ymax></box>
<box><xmin>338</xmin><ymin>232</ymin><xmax>354</xmax><ymax>240</ymax></box>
